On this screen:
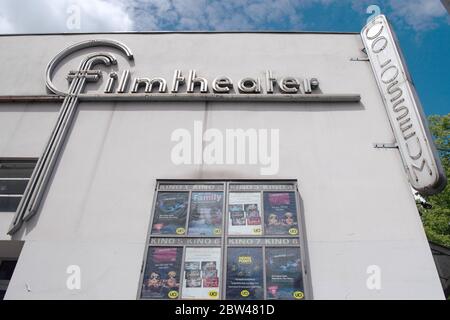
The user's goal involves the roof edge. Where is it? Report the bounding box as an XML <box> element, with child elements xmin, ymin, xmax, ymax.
<box><xmin>0</xmin><ymin>30</ymin><xmax>360</xmax><ymax>37</ymax></box>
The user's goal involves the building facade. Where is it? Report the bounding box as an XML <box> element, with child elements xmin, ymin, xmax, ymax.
<box><xmin>0</xmin><ymin>15</ymin><xmax>446</xmax><ymax>299</ymax></box>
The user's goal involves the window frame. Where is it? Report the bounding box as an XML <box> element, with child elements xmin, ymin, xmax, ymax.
<box><xmin>137</xmin><ymin>179</ymin><xmax>312</xmax><ymax>300</ymax></box>
<box><xmin>0</xmin><ymin>258</ymin><xmax>18</xmax><ymax>300</ymax></box>
<box><xmin>0</xmin><ymin>158</ymin><xmax>38</xmax><ymax>214</ymax></box>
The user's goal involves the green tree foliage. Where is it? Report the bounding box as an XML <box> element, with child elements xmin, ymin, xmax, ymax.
<box><xmin>418</xmin><ymin>114</ymin><xmax>450</xmax><ymax>247</ymax></box>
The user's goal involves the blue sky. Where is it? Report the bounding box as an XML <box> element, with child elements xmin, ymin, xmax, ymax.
<box><xmin>298</xmin><ymin>1</ymin><xmax>450</xmax><ymax>116</ymax></box>
<box><xmin>0</xmin><ymin>0</ymin><xmax>448</xmax><ymax>115</ymax></box>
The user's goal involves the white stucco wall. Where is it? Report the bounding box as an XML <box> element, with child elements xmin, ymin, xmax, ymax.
<box><xmin>0</xmin><ymin>32</ymin><xmax>443</xmax><ymax>299</ymax></box>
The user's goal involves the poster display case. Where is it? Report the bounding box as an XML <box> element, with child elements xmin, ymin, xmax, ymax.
<box><xmin>141</xmin><ymin>181</ymin><xmax>309</xmax><ymax>300</ymax></box>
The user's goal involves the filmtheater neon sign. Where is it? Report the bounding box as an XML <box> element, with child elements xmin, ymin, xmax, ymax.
<box><xmin>43</xmin><ymin>41</ymin><xmax>326</xmax><ymax>97</ymax></box>
<box><xmin>44</xmin><ymin>40</ymin><xmax>323</xmax><ymax>96</ymax></box>
<box><xmin>111</xmin><ymin>69</ymin><xmax>320</xmax><ymax>95</ymax></box>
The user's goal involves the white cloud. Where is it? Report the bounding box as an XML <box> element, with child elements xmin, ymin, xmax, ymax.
<box><xmin>0</xmin><ymin>0</ymin><xmax>133</xmax><ymax>34</ymax></box>
<box><xmin>76</xmin><ymin>0</ymin><xmax>134</xmax><ymax>31</ymax></box>
<box><xmin>388</xmin><ymin>0</ymin><xmax>448</xmax><ymax>31</ymax></box>
<box><xmin>108</xmin><ymin>0</ymin><xmax>449</xmax><ymax>32</ymax></box>
<box><xmin>348</xmin><ymin>0</ymin><xmax>448</xmax><ymax>31</ymax></box>
<box><xmin>0</xmin><ymin>13</ymin><xmax>14</xmax><ymax>33</ymax></box>
<box><xmin>0</xmin><ymin>0</ymin><xmax>447</xmax><ymax>34</ymax></box>
<box><xmin>127</xmin><ymin>0</ymin><xmax>307</xmax><ymax>31</ymax></box>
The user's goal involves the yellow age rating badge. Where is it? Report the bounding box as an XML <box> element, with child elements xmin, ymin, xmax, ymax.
<box><xmin>293</xmin><ymin>291</ymin><xmax>304</xmax><ymax>299</ymax></box>
<box><xmin>288</xmin><ymin>228</ymin><xmax>298</xmax><ymax>235</ymax></box>
<box><xmin>240</xmin><ymin>289</ymin><xmax>250</xmax><ymax>297</ymax></box>
<box><xmin>175</xmin><ymin>227</ymin><xmax>185</xmax><ymax>235</ymax></box>
<box><xmin>252</xmin><ymin>227</ymin><xmax>262</xmax><ymax>235</ymax></box>
<box><xmin>208</xmin><ymin>290</ymin><xmax>219</xmax><ymax>298</ymax></box>
<box><xmin>168</xmin><ymin>290</ymin><xmax>179</xmax><ymax>299</ymax></box>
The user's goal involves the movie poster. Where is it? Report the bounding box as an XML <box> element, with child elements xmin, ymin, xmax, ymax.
<box><xmin>151</xmin><ymin>192</ymin><xmax>189</xmax><ymax>235</ymax></box>
<box><xmin>141</xmin><ymin>247</ymin><xmax>183</xmax><ymax>299</ymax></box>
<box><xmin>264</xmin><ymin>192</ymin><xmax>299</xmax><ymax>235</ymax></box>
<box><xmin>226</xmin><ymin>247</ymin><xmax>264</xmax><ymax>299</ymax></box>
<box><xmin>228</xmin><ymin>192</ymin><xmax>262</xmax><ymax>235</ymax></box>
<box><xmin>188</xmin><ymin>192</ymin><xmax>224</xmax><ymax>236</ymax></box>
<box><xmin>265</xmin><ymin>248</ymin><xmax>304</xmax><ymax>300</ymax></box>
<box><xmin>181</xmin><ymin>247</ymin><xmax>221</xmax><ymax>299</ymax></box>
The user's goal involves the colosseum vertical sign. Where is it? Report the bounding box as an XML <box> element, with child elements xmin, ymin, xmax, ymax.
<box><xmin>362</xmin><ymin>15</ymin><xmax>446</xmax><ymax>195</ymax></box>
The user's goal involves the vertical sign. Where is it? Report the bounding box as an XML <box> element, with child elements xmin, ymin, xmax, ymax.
<box><xmin>361</xmin><ymin>15</ymin><xmax>446</xmax><ymax>195</ymax></box>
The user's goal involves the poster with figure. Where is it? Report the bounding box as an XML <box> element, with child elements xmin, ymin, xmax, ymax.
<box><xmin>141</xmin><ymin>247</ymin><xmax>182</xmax><ymax>299</ymax></box>
<box><xmin>264</xmin><ymin>192</ymin><xmax>299</xmax><ymax>235</ymax></box>
<box><xmin>228</xmin><ymin>193</ymin><xmax>262</xmax><ymax>235</ymax></box>
<box><xmin>181</xmin><ymin>247</ymin><xmax>221</xmax><ymax>299</ymax></box>
<box><xmin>226</xmin><ymin>247</ymin><xmax>264</xmax><ymax>299</ymax></box>
<box><xmin>151</xmin><ymin>192</ymin><xmax>189</xmax><ymax>235</ymax></box>
<box><xmin>265</xmin><ymin>247</ymin><xmax>304</xmax><ymax>300</ymax></box>
<box><xmin>188</xmin><ymin>192</ymin><xmax>224</xmax><ymax>236</ymax></box>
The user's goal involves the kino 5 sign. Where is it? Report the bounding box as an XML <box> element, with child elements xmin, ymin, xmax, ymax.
<box><xmin>362</xmin><ymin>15</ymin><xmax>446</xmax><ymax>195</ymax></box>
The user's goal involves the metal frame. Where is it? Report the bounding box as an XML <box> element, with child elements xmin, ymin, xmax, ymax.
<box><xmin>224</xmin><ymin>181</ymin><xmax>308</xmax><ymax>300</ymax></box>
<box><xmin>0</xmin><ymin>258</ymin><xmax>18</xmax><ymax>297</ymax></box>
<box><xmin>136</xmin><ymin>180</ymin><xmax>165</xmax><ymax>300</ymax></box>
<box><xmin>138</xmin><ymin>179</ymin><xmax>312</xmax><ymax>300</ymax></box>
<box><xmin>0</xmin><ymin>93</ymin><xmax>362</xmax><ymax>104</ymax></box>
<box><xmin>7</xmin><ymin>40</ymin><xmax>135</xmax><ymax>235</ymax></box>
<box><xmin>295</xmin><ymin>186</ymin><xmax>313</xmax><ymax>300</ymax></box>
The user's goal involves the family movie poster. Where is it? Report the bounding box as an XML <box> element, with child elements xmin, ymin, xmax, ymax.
<box><xmin>264</xmin><ymin>192</ymin><xmax>299</xmax><ymax>235</ymax></box>
<box><xmin>226</xmin><ymin>247</ymin><xmax>264</xmax><ymax>299</ymax></box>
<box><xmin>265</xmin><ymin>248</ymin><xmax>304</xmax><ymax>300</ymax></box>
<box><xmin>188</xmin><ymin>192</ymin><xmax>223</xmax><ymax>236</ymax></box>
<box><xmin>228</xmin><ymin>192</ymin><xmax>262</xmax><ymax>235</ymax></box>
<box><xmin>151</xmin><ymin>192</ymin><xmax>189</xmax><ymax>235</ymax></box>
<box><xmin>141</xmin><ymin>247</ymin><xmax>182</xmax><ymax>299</ymax></box>
<box><xmin>182</xmin><ymin>247</ymin><xmax>221</xmax><ymax>299</ymax></box>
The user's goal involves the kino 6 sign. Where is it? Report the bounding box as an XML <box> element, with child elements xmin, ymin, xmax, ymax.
<box><xmin>362</xmin><ymin>15</ymin><xmax>446</xmax><ymax>195</ymax></box>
